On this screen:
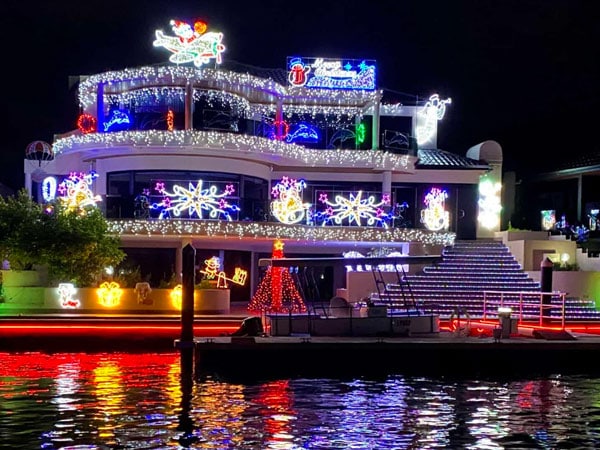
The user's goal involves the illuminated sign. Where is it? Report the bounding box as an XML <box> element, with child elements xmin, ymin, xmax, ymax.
<box><xmin>287</xmin><ymin>57</ymin><xmax>376</xmax><ymax>90</ymax></box>
<box><xmin>153</xmin><ymin>19</ymin><xmax>225</xmax><ymax>67</ymax></box>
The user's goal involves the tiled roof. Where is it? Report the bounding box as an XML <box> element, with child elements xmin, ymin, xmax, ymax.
<box><xmin>416</xmin><ymin>148</ymin><xmax>490</xmax><ymax>170</ymax></box>
<box><xmin>553</xmin><ymin>152</ymin><xmax>600</xmax><ymax>171</ymax></box>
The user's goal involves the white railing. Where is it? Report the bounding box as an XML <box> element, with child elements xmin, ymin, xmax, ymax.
<box><xmin>482</xmin><ymin>290</ymin><xmax>567</xmax><ymax>329</ymax></box>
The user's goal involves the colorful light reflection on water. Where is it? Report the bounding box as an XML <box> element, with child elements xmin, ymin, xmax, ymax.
<box><xmin>2</xmin><ymin>352</ymin><xmax>600</xmax><ymax>449</ymax></box>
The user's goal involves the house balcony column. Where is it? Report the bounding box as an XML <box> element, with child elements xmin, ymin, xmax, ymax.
<box><xmin>371</xmin><ymin>98</ymin><xmax>381</xmax><ymax>150</ymax></box>
<box><xmin>185</xmin><ymin>82</ymin><xmax>193</xmax><ymax>130</ymax></box>
<box><xmin>275</xmin><ymin>98</ymin><xmax>284</xmax><ymax>140</ymax></box>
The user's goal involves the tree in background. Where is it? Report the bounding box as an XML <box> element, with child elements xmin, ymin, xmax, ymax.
<box><xmin>0</xmin><ymin>189</ymin><xmax>125</xmax><ymax>287</ymax></box>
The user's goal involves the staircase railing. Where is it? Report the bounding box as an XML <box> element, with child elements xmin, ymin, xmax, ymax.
<box><xmin>482</xmin><ymin>290</ymin><xmax>567</xmax><ymax>329</ymax></box>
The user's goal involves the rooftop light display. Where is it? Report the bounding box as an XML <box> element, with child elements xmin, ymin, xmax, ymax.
<box><xmin>153</xmin><ymin>19</ymin><xmax>225</xmax><ymax>67</ymax></box>
<box><xmin>287</xmin><ymin>57</ymin><xmax>377</xmax><ymax>90</ymax></box>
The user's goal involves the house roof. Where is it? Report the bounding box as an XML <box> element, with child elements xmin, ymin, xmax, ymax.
<box><xmin>416</xmin><ymin>148</ymin><xmax>490</xmax><ymax>170</ymax></box>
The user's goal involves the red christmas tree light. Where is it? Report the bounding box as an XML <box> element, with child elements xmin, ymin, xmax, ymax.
<box><xmin>248</xmin><ymin>240</ymin><xmax>307</xmax><ymax>313</ymax></box>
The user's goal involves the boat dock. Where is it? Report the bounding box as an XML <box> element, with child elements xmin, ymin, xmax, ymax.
<box><xmin>188</xmin><ymin>331</ymin><xmax>600</xmax><ymax>380</ymax></box>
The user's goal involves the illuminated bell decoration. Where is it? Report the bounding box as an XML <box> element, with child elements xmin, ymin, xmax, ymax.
<box><xmin>97</xmin><ymin>281</ymin><xmax>123</xmax><ymax>307</ymax></box>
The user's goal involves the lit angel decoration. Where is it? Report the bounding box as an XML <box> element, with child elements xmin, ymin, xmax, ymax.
<box><xmin>415</xmin><ymin>94</ymin><xmax>452</xmax><ymax>145</ymax></box>
<box><xmin>270</xmin><ymin>177</ymin><xmax>311</xmax><ymax>224</ymax></box>
<box><xmin>316</xmin><ymin>191</ymin><xmax>391</xmax><ymax>227</ymax></box>
<box><xmin>152</xmin><ymin>180</ymin><xmax>240</xmax><ymax>220</ymax></box>
<box><xmin>57</xmin><ymin>171</ymin><xmax>102</xmax><ymax>212</ymax></box>
<box><xmin>153</xmin><ymin>19</ymin><xmax>225</xmax><ymax>67</ymax></box>
<box><xmin>420</xmin><ymin>187</ymin><xmax>449</xmax><ymax>231</ymax></box>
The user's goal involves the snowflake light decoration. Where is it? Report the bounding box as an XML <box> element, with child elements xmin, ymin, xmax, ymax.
<box><xmin>151</xmin><ymin>180</ymin><xmax>239</xmax><ymax>220</ymax></box>
<box><xmin>315</xmin><ymin>190</ymin><xmax>391</xmax><ymax>227</ymax></box>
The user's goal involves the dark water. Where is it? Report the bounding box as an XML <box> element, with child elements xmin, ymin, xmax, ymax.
<box><xmin>2</xmin><ymin>352</ymin><xmax>600</xmax><ymax>449</ymax></box>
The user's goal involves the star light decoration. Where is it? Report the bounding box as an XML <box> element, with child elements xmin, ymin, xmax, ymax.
<box><xmin>151</xmin><ymin>180</ymin><xmax>240</xmax><ymax>220</ymax></box>
<box><xmin>315</xmin><ymin>191</ymin><xmax>392</xmax><ymax>227</ymax></box>
<box><xmin>270</xmin><ymin>177</ymin><xmax>311</xmax><ymax>224</ymax></box>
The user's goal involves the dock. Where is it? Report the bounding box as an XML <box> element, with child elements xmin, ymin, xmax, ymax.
<box><xmin>189</xmin><ymin>332</ymin><xmax>600</xmax><ymax>380</ymax></box>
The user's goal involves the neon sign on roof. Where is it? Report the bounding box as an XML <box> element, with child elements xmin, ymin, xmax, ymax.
<box><xmin>153</xmin><ymin>19</ymin><xmax>225</xmax><ymax>67</ymax></box>
<box><xmin>287</xmin><ymin>57</ymin><xmax>376</xmax><ymax>90</ymax></box>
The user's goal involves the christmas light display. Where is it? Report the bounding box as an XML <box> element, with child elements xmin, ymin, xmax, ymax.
<box><xmin>285</xmin><ymin>123</ymin><xmax>320</xmax><ymax>143</ymax></box>
<box><xmin>97</xmin><ymin>281</ymin><xmax>123</xmax><ymax>307</ymax></box>
<box><xmin>166</xmin><ymin>110</ymin><xmax>174</xmax><ymax>131</ymax></box>
<box><xmin>77</xmin><ymin>113</ymin><xmax>97</xmax><ymax>134</ymax></box>
<box><xmin>103</xmin><ymin>109</ymin><xmax>132</xmax><ymax>132</ymax></box>
<box><xmin>58</xmin><ymin>283</ymin><xmax>80</xmax><ymax>309</ymax></box>
<box><xmin>287</xmin><ymin>57</ymin><xmax>377</xmax><ymax>90</ymax></box>
<box><xmin>77</xmin><ymin>65</ymin><xmax>379</xmax><ymax>116</ymax></box>
<box><xmin>57</xmin><ymin>171</ymin><xmax>102</xmax><ymax>212</ymax></box>
<box><xmin>415</xmin><ymin>94</ymin><xmax>451</xmax><ymax>145</ymax></box>
<box><xmin>135</xmin><ymin>282</ymin><xmax>153</xmax><ymax>305</ymax></box>
<box><xmin>151</xmin><ymin>180</ymin><xmax>239</xmax><ymax>220</ymax></box>
<box><xmin>270</xmin><ymin>177</ymin><xmax>311</xmax><ymax>224</ymax></box>
<box><xmin>248</xmin><ymin>240</ymin><xmax>307</xmax><ymax>313</ymax></box>
<box><xmin>170</xmin><ymin>284</ymin><xmax>183</xmax><ymax>310</ymax></box>
<box><xmin>477</xmin><ymin>177</ymin><xmax>502</xmax><ymax>229</ymax></box>
<box><xmin>53</xmin><ymin>130</ymin><xmax>411</xmax><ymax>171</ymax></box>
<box><xmin>107</xmin><ymin>219</ymin><xmax>456</xmax><ymax>246</ymax></box>
<box><xmin>420</xmin><ymin>187</ymin><xmax>449</xmax><ymax>231</ymax></box>
<box><xmin>199</xmin><ymin>256</ymin><xmax>247</xmax><ymax>288</ymax></box>
<box><xmin>153</xmin><ymin>19</ymin><xmax>225</xmax><ymax>67</ymax></box>
<box><xmin>42</xmin><ymin>176</ymin><xmax>57</xmax><ymax>202</ymax></box>
<box><xmin>315</xmin><ymin>191</ymin><xmax>392</xmax><ymax>227</ymax></box>
<box><xmin>541</xmin><ymin>210</ymin><xmax>556</xmax><ymax>231</ymax></box>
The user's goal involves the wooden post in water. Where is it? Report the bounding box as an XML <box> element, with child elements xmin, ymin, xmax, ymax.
<box><xmin>181</xmin><ymin>243</ymin><xmax>196</xmax><ymax>343</ymax></box>
<box><xmin>540</xmin><ymin>257</ymin><xmax>553</xmax><ymax>325</ymax></box>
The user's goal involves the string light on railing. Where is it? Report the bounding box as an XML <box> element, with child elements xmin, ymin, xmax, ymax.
<box><xmin>52</xmin><ymin>130</ymin><xmax>413</xmax><ymax>170</ymax></box>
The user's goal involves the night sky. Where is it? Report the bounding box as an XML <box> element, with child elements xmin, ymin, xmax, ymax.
<box><xmin>2</xmin><ymin>0</ymin><xmax>598</xmax><ymax>191</ymax></box>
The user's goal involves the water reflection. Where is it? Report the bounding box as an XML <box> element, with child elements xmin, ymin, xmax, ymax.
<box><xmin>1</xmin><ymin>352</ymin><xmax>600</xmax><ymax>449</ymax></box>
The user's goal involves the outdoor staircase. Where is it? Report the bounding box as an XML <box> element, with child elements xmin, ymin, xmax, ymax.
<box><xmin>370</xmin><ymin>239</ymin><xmax>600</xmax><ymax>321</ymax></box>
